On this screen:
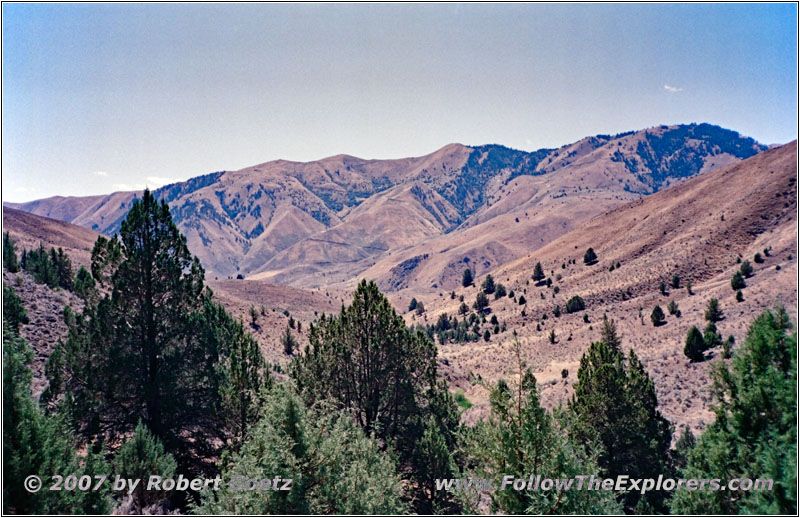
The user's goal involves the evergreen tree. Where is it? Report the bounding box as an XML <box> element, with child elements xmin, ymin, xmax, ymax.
<box><xmin>671</xmin><ymin>274</ymin><xmax>680</xmax><ymax>289</ymax></box>
<box><xmin>684</xmin><ymin>326</ymin><xmax>706</xmax><ymax>361</ymax></box>
<box><xmin>651</xmin><ymin>305</ymin><xmax>666</xmax><ymax>326</ymax></box>
<box><xmin>3</xmin><ymin>283</ymin><xmax>29</xmax><ymax>333</ymax></box>
<box><xmin>703</xmin><ymin>322</ymin><xmax>722</xmax><ymax>348</ymax></box>
<box><xmin>740</xmin><ymin>260</ymin><xmax>754</xmax><ymax>278</ymax></box>
<box><xmin>731</xmin><ymin>271</ymin><xmax>746</xmax><ymax>290</ymax></box>
<box><xmin>464</xmin><ymin>340</ymin><xmax>621</xmax><ymax>514</ymax></box>
<box><xmin>290</xmin><ymin>280</ymin><xmax>459</xmax><ymax>512</ymax></box>
<box><xmin>461</xmin><ymin>268</ymin><xmax>473</xmax><ymax>287</ymax></box>
<box><xmin>112</xmin><ymin>421</ymin><xmax>177</xmax><ymax>513</ymax></box>
<box><xmin>72</xmin><ymin>266</ymin><xmax>96</xmax><ymax>300</ymax></box>
<box><xmin>3</xmin><ymin>325</ymin><xmax>112</xmax><ymax>514</ymax></box>
<box><xmin>600</xmin><ymin>314</ymin><xmax>622</xmax><ymax>352</ymax></box>
<box><xmin>667</xmin><ymin>299</ymin><xmax>680</xmax><ymax>316</ymax></box>
<box><xmin>494</xmin><ymin>283</ymin><xmax>506</xmax><ymax>298</ymax></box>
<box><xmin>704</xmin><ymin>298</ymin><xmax>724</xmax><ymax>323</ymax></box>
<box><xmin>281</xmin><ymin>325</ymin><xmax>297</xmax><ymax>356</ymax></box>
<box><xmin>408</xmin><ymin>297</ymin><xmax>418</xmax><ymax>312</ymax></box>
<box><xmin>583</xmin><ymin>248</ymin><xmax>598</xmax><ymax>265</ymax></box>
<box><xmin>474</xmin><ymin>291</ymin><xmax>489</xmax><ymax>311</ymax></box>
<box><xmin>671</xmin><ymin>308</ymin><xmax>797</xmax><ymax>514</ymax></box>
<box><xmin>45</xmin><ymin>189</ymin><xmax>264</xmax><ymax>464</ymax></box>
<box><xmin>532</xmin><ymin>261</ymin><xmax>545</xmax><ymax>282</ymax></box>
<box><xmin>3</xmin><ymin>232</ymin><xmax>19</xmax><ymax>272</ymax></box>
<box><xmin>569</xmin><ymin>337</ymin><xmax>673</xmax><ymax>511</ymax></box>
<box><xmin>481</xmin><ymin>274</ymin><xmax>495</xmax><ymax>294</ymax></box>
<box><xmin>736</xmin><ymin>289</ymin><xmax>744</xmax><ymax>302</ymax></box>
<box><xmin>195</xmin><ymin>383</ymin><xmax>407</xmax><ymax>514</ymax></box>
<box><xmin>565</xmin><ymin>295</ymin><xmax>585</xmax><ymax>313</ymax></box>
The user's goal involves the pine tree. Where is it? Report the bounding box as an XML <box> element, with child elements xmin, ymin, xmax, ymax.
<box><xmin>566</xmin><ymin>295</ymin><xmax>585</xmax><ymax>313</ymax></box>
<box><xmin>583</xmin><ymin>248</ymin><xmax>598</xmax><ymax>265</ymax></box>
<box><xmin>569</xmin><ymin>339</ymin><xmax>673</xmax><ymax>511</ymax></box>
<box><xmin>684</xmin><ymin>326</ymin><xmax>705</xmax><ymax>362</ymax></box>
<box><xmin>290</xmin><ymin>280</ymin><xmax>459</xmax><ymax>512</ymax></box>
<box><xmin>600</xmin><ymin>314</ymin><xmax>622</xmax><ymax>352</ymax></box>
<box><xmin>46</xmin><ymin>189</ymin><xmax>264</xmax><ymax>463</ymax></box>
<box><xmin>72</xmin><ymin>266</ymin><xmax>96</xmax><ymax>300</ymax></box>
<box><xmin>464</xmin><ymin>340</ymin><xmax>621</xmax><ymax>514</ymax></box>
<box><xmin>494</xmin><ymin>283</ymin><xmax>506</xmax><ymax>298</ymax></box>
<box><xmin>195</xmin><ymin>383</ymin><xmax>407</xmax><ymax>514</ymax></box>
<box><xmin>532</xmin><ymin>261</ymin><xmax>545</xmax><ymax>282</ymax></box>
<box><xmin>651</xmin><ymin>305</ymin><xmax>666</xmax><ymax>326</ymax></box>
<box><xmin>481</xmin><ymin>274</ymin><xmax>495</xmax><ymax>294</ymax></box>
<box><xmin>3</xmin><ymin>325</ymin><xmax>112</xmax><ymax>514</ymax></box>
<box><xmin>113</xmin><ymin>421</ymin><xmax>177</xmax><ymax>513</ymax></box>
<box><xmin>3</xmin><ymin>232</ymin><xmax>19</xmax><ymax>272</ymax></box>
<box><xmin>731</xmin><ymin>271</ymin><xmax>746</xmax><ymax>290</ymax></box>
<box><xmin>671</xmin><ymin>308</ymin><xmax>796</xmax><ymax>514</ymax></box>
<box><xmin>3</xmin><ymin>283</ymin><xmax>29</xmax><ymax>333</ymax></box>
<box><xmin>705</xmin><ymin>298</ymin><xmax>724</xmax><ymax>322</ymax></box>
<box><xmin>281</xmin><ymin>325</ymin><xmax>297</xmax><ymax>356</ymax></box>
<box><xmin>740</xmin><ymin>260</ymin><xmax>754</xmax><ymax>278</ymax></box>
<box><xmin>462</xmin><ymin>268</ymin><xmax>473</xmax><ymax>287</ymax></box>
<box><xmin>475</xmin><ymin>291</ymin><xmax>489</xmax><ymax>311</ymax></box>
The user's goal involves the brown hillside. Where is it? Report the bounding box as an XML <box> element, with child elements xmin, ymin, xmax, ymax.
<box><xmin>398</xmin><ymin>142</ymin><xmax>797</xmax><ymax>433</ymax></box>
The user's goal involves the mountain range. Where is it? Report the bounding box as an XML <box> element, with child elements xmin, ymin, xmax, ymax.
<box><xmin>6</xmin><ymin>123</ymin><xmax>766</xmax><ymax>293</ymax></box>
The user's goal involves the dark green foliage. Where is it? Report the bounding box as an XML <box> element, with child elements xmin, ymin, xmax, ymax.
<box><xmin>249</xmin><ymin>305</ymin><xmax>259</xmax><ymax>326</ymax></box>
<box><xmin>740</xmin><ymin>260</ymin><xmax>754</xmax><ymax>277</ymax></box>
<box><xmin>290</xmin><ymin>280</ymin><xmax>459</xmax><ymax>512</ymax></box>
<box><xmin>113</xmin><ymin>421</ymin><xmax>177</xmax><ymax>513</ymax></box>
<box><xmin>722</xmin><ymin>335</ymin><xmax>735</xmax><ymax>359</ymax></box>
<box><xmin>561</xmin><ymin>368</ymin><xmax>569</xmax><ymax>379</ymax></box>
<box><xmin>553</xmin><ymin>305</ymin><xmax>561</xmax><ymax>318</ymax></box>
<box><xmin>493</xmin><ymin>283</ymin><xmax>506</xmax><ymax>298</ymax></box>
<box><xmin>705</xmin><ymin>298</ymin><xmax>724</xmax><ymax>323</ymax></box>
<box><xmin>565</xmin><ymin>295</ymin><xmax>585</xmax><ymax>313</ymax></box>
<box><xmin>45</xmin><ymin>189</ymin><xmax>266</xmax><ymax>463</ymax></box>
<box><xmin>22</xmin><ymin>243</ymin><xmax>60</xmax><ymax>288</ymax></box>
<box><xmin>686</xmin><ymin>280</ymin><xmax>693</xmax><ymax>295</ymax></box>
<box><xmin>667</xmin><ymin>299</ymin><xmax>680</xmax><ymax>317</ymax></box>
<box><xmin>461</xmin><ymin>268</ymin><xmax>473</xmax><ymax>287</ymax></box>
<box><xmin>72</xmin><ymin>266</ymin><xmax>96</xmax><ymax>300</ymax></box>
<box><xmin>462</xmin><ymin>341</ymin><xmax>621</xmax><ymax>514</ymax></box>
<box><xmin>703</xmin><ymin>322</ymin><xmax>722</xmax><ymax>348</ymax></box>
<box><xmin>684</xmin><ymin>326</ymin><xmax>706</xmax><ymax>362</ymax></box>
<box><xmin>671</xmin><ymin>308</ymin><xmax>797</xmax><ymax>514</ymax></box>
<box><xmin>3</xmin><ymin>325</ymin><xmax>112</xmax><ymax>514</ymax></box>
<box><xmin>518</xmin><ymin>295</ymin><xmax>526</xmax><ymax>305</ymax></box>
<box><xmin>481</xmin><ymin>274</ymin><xmax>495</xmax><ymax>294</ymax></box>
<box><xmin>583</xmin><ymin>248</ymin><xmax>598</xmax><ymax>265</ymax></box>
<box><xmin>415</xmin><ymin>301</ymin><xmax>425</xmax><ymax>315</ymax></box>
<box><xmin>583</xmin><ymin>313</ymin><xmax>590</xmax><ymax>323</ymax></box>
<box><xmin>474</xmin><ymin>291</ymin><xmax>489</xmax><ymax>312</ymax></box>
<box><xmin>195</xmin><ymin>384</ymin><xmax>406</xmax><ymax>514</ymax></box>
<box><xmin>3</xmin><ymin>232</ymin><xmax>19</xmax><ymax>272</ymax></box>
<box><xmin>548</xmin><ymin>329</ymin><xmax>556</xmax><ymax>344</ymax></box>
<box><xmin>3</xmin><ymin>283</ymin><xmax>28</xmax><ymax>333</ymax></box>
<box><xmin>281</xmin><ymin>326</ymin><xmax>297</xmax><ymax>356</ymax></box>
<box><xmin>532</xmin><ymin>261</ymin><xmax>545</xmax><ymax>282</ymax></box>
<box><xmin>731</xmin><ymin>271</ymin><xmax>746</xmax><ymax>290</ymax></box>
<box><xmin>672</xmin><ymin>425</ymin><xmax>696</xmax><ymax>470</ymax></box>
<box><xmin>754</xmin><ymin>252</ymin><xmax>764</xmax><ymax>263</ymax></box>
<box><xmin>736</xmin><ymin>289</ymin><xmax>744</xmax><ymax>302</ymax></box>
<box><xmin>671</xmin><ymin>274</ymin><xmax>680</xmax><ymax>289</ymax></box>
<box><xmin>569</xmin><ymin>333</ymin><xmax>673</xmax><ymax>512</ymax></box>
<box><xmin>651</xmin><ymin>305</ymin><xmax>666</xmax><ymax>326</ymax></box>
<box><xmin>408</xmin><ymin>297</ymin><xmax>418</xmax><ymax>311</ymax></box>
<box><xmin>483</xmin><ymin>329</ymin><xmax>491</xmax><ymax>342</ymax></box>
<box><xmin>659</xmin><ymin>280</ymin><xmax>668</xmax><ymax>295</ymax></box>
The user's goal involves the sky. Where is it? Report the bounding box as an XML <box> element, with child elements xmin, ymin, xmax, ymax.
<box><xmin>2</xmin><ymin>3</ymin><xmax>797</xmax><ymax>201</ymax></box>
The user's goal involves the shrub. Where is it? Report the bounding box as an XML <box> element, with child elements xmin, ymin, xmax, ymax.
<box><xmin>650</xmin><ymin>306</ymin><xmax>666</xmax><ymax>326</ymax></box>
<box><xmin>753</xmin><ymin>253</ymin><xmax>764</xmax><ymax>264</ymax></box>
<box><xmin>731</xmin><ymin>271</ymin><xmax>746</xmax><ymax>290</ymax></box>
<box><xmin>583</xmin><ymin>248</ymin><xmax>598</xmax><ymax>265</ymax></box>
<box><xmin>667</xmin><ymin>300</ymin><xmax>680</xmax><ymax>317</ymax></box>
<box><xmin>684</xmin><ymin>326</ymin><xmax>705</xmax><ymax>361</ymax></box>
<box><xmin>735</xmin><ymin>290</ymin><xmax>744</xmax><ymax>302</ymax></box>
<box><xmin>740</xmin><ymin>260</ymin><xmax>754</xmax><ymax>278</ymax></box>
<box><xmin>518</xmin><ymin>295</ymin><xmax>526</xmax><ymax>305</ymax></box>
<box><xmin>548</xmin><ymin>329</ymin><xmax>556</xmax><ymax>344</ymax></box>
<box><xmin>566</xmin><ymin>295</ymin><xmax>586</xmax><ymax>314</ymax></box>
<box><xmin>671</xmin><ymin>274</ymin><xmax>680</xmax><ymax>289</ymax></box>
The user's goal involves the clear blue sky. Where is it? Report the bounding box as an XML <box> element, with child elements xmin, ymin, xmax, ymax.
<box><xmin>3</xmin><ymin>3</ymin><xmax>797</xmax><ymax>201</ymax></box>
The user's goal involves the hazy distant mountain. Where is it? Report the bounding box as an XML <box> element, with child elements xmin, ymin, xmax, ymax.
<box><xmin>6</xmin><ymin>123</ymin><xmax>765</xmax><ymax>286</ymax></box>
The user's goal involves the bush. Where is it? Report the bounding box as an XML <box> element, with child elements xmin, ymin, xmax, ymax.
<box><xmin>731</xmin><ymin>271</ymin><xmax>746</xmax><ymax>290</ymax></box>
<box><xmin>462</xmin><ymin>269</ymin><xmax>473</xmax><ymax>287</ymax></box>
<box><xmin>481</xmin><ymin>275</ymin><xmax>495</xmax><ymax>294</ymax></box>
<box><xmin>494</xmin><ymin>283</ymin><xmax>507</xmax><ymax>299</ymax></box>
<box><xmin>753</xmin><ymin>253</ymin><xmax>764</xmax><ymax>264</ymax></box>
<box><xmin>684</xmin><ymin>326</ymin><xmax>705</xmax><ymax>362</ymax></box>
<box><xmin>583</xmin><ymin>248</ymin><xmax>598</xmax><ymax>265</ymax></box>
<box><xmin>735</xmin><ymin>290</ymin><xmax>744</xmax><ymax>302</ymax></box>
<box><xmin>740</xmin><ymin>260</ymin><xmax>754</xmax><ymax>278</ymax></box>
<box><xmin>650</xmin><ymin>306</ymin><xmax>666</xmax><ymax>326</ymax></box>
<box><xmin>566</xmin><ymin>295</ymin><xmax>586</xmax><ymax>313</ymax></box>
<box><xmin>705</xmin><ymin>298</ymin><xmax>724</xmax><ymax>322</ymax></box>
<box><xmin>671</xmin><ymin>274</ymin><xmax>680</xmax><ymax>289</ymax></box>
<box><xmin>518</xmin><ymin>295</ymin><xmax>526</xmax><ymax>305</ymax></box>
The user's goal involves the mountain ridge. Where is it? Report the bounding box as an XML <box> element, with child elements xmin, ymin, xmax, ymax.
<box><xmin>6</xmin><ymin>123</ymin><xmax>766</xmax><ymax>286</ymax></box>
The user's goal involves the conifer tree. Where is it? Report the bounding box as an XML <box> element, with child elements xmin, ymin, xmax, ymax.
<box><xmin>462</xmin><ymin>268</ymin><xmax>473</xmax><ymax>287</ymax></box>
<box><xmin>3</xmin><ymin>232</ymin><xmax>19</xmax><ymax>272</ymax></box>
<box><xmin>705</xmin><ymin>298</ymin><xmax>724</xmax><ymax>323</ymax></box>
<box><xmin>3</xmin><ymin>283</ymin><xmax>29</xmax><ymax>333</ymax></box>
<box><xmin>532</xmin><ymin>261</ymin><xmax>545</xmax><ymax>282</ymax></box>
<box><xmin>671</xmin><ymin>308</ymin><xmax>797</xmax><ymax>514</ymax></box>
<box><xmin>684</xmin><ymin>326</ymin><xmax>705</xmax><ymax>361</ymax></box>
<box><xmin>569</xmin><ymin>328</ymin><xmax>673</xmax><ymax>512</ymax></box>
